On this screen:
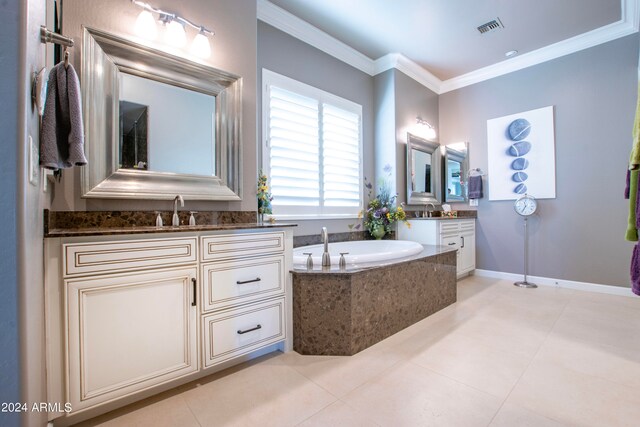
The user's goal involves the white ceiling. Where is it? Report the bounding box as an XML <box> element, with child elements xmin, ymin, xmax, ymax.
<box><xmin>266</xmin><ymin>0</ymin><xmax>625</xmax><ymax>81</ymax></box>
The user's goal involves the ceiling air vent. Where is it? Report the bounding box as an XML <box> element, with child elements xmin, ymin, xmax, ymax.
<box><xmin>477</xmin><ymin>18</ymin><xmax>504</xmax><ymax>34</ymax></box>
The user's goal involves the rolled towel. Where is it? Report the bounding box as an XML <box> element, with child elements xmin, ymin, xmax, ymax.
<box><xmin>40</xmin><ymin>61</ymin><xmax>87</xmax><ymax>171</ymax></box>
<box><xmin>468</xmin><ymin>175</ymin><xmax>483</xmax><ymax>199</ymax></box>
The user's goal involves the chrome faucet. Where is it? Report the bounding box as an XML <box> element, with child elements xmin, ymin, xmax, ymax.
<box><xmin>321</xmin><ymin>227</ymin><xmax>331</xmax><ymax>267</ymax></box>
<box><xmin>172</xmin><ymin>195</ymin><xmax>184</xmax><ymax>226</ymax></box>
<box><xmin>424</xmin><ymin>203</ymin><xmax>436</xmax><ymax>218</ymax></box>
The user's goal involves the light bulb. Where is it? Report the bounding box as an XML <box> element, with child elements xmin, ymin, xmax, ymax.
<box><xmin>426</xmin><ymin>126</ymin><xmax>437</xmax><ymax>140</ymax></box>
<box><xmin>135</xmin><ymin>10</ymin><xmax>158</xmax><ymax>40</ymax></box>
<box><xmin>165</xmin><ymin>19</ymin><xmax>186</xmax><ymax>48</ymax></box>
<box><xmin>190</xmin><ymin>31</ymin><xmax>211</xmax><ymax>58</ymax></box>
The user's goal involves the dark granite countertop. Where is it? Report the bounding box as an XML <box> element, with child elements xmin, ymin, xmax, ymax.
<box><xmin>291</xmin><ymin>244</ymin><xmax>456</xmax><ymax>275</ymax></box>
<box><xmin>45</xmin><ymin>223</ymin><xmax>297</xmax><ymax>238</ymax></box>
<box><xmin>408</xmin><ymin>216</ymin><xmax>476</xmax><ymax>221</ymax></box>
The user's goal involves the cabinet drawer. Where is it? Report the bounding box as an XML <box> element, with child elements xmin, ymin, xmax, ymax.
<box><xmin>64</xmin><ymin>238</ymin><xmax>197</xmax><ymax>277</ymax></box>
<box><xmin>202</xmin><ymin>298</ymin><xmax>285</xmax><ymax>368</ymax></box>
<box><xmin>441</xmin><ymin>235</ymin><xmax>460</xmax><ymax>250</ymax></box>
<box><xmin>201</xmin><ymin>231</ymin><xmax>284</xmax><ymax>261</ymax></box>
<box><xmin>202</xmin><ymin>255</ymin><xmax>285</xmax><ymax>312</ymax></box>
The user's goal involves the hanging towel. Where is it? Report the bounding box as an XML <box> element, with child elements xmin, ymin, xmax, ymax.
<box><xmin>625</xmin><ymin>169</ymin><xmax>631</xmax><ymax>199</ymax></box>
<box><xmin>626</xmin><ymin>169</ymin><xmax>639</xmax><ymax>241</ymax></box>
<box><xmin>468</xmin><ymin>175</ymin><xmax>483</xmax><ymax>199</ymax></box>
<box><xmin>631</xmin><ymin>244</ymin><xmax>640</xmax><ymax>296</ymax></box>
<box><xmin>40</xmin><ymin>61</ymin><xmax>87</xmax><ymax>171</ymax></box>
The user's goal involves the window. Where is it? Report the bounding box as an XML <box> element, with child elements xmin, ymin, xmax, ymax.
<box><xmin>262</xmin><ymin>69</ymin><xmax>363</xmax><ymax>219</ymax></box>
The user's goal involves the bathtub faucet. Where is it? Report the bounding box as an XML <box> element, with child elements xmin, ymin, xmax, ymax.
<box><xmin>321</xmin><ymin>227</ymin><xmax>331</xmax><ymax>267</ymax></box>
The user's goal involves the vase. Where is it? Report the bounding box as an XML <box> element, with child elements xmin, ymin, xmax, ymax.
<box><xmin>371</xmin><ymin>224</ymin><xmax>386</xmax><ymax>240</ymax></box>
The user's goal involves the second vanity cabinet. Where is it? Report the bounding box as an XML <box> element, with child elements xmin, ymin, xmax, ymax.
<box><xmin>398</xmin><ymin>218</ymin><xmax>476</xmax><ymax>276</ymax></box>
<box><xmin>45</xmin><ymin>228</ymin><xmax>293</xmax><ymax>424</ymax></box>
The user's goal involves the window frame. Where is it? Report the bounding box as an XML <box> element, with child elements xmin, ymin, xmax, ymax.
<box><xmin>262</xmin><ymin>69</ymin><xmax>364</xmax><ymax>220</ymax></box>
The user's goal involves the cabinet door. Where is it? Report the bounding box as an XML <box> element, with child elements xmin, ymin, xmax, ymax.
<box><xmin>458</xmin><ymin>231</ymin><xmax>476</xmax><ymax>274</ymax></box>
<box><xmin>66</xmin><ymin>267</ymin><xmax>198</xmax><ymax>412</ymax></box>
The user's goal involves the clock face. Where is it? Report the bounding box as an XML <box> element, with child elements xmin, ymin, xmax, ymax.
<box><xmin>514</xmin><ymin>196</ymin><xmax>537</xmax><ymax>216</ymax></box>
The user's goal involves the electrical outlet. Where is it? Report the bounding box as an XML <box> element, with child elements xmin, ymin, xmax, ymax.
<box><xmin>469</xmin><ymin>198</ymin><xmax>478</xmax><ymax>207</ymax></box>
<box><xmin>29</xmin><ymin>135</ymin><xmax>38</xmax><ymax>186</ymax></box>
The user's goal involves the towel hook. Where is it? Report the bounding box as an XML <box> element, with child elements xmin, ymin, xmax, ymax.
<box><xmin>63</xmin><ymin>48</ymin><xmax>69</xmax><ymax>69</ymax></box>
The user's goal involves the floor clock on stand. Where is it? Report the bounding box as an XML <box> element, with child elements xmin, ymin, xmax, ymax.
<box><xmin>514</xmin><ymin>193</ymin><xmax>537</xmax><ymax>288</ymax></box>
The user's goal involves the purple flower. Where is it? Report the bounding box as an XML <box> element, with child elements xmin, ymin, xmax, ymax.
<box><xmin>365</xmin><ymin>182</ymin><xmax>373</xmax><ymax>190</ymax></box>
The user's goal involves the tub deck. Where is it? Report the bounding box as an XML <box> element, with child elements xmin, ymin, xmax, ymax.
<box><xmin>291</xmin><ymin>245</ymin><xmax>457</xmax><ymax>356</ymax></box>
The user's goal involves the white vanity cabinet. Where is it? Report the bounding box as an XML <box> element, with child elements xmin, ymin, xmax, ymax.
<box><xmin>45</xmin><ymin>228</ymin><xmax>293</xmax><ymax>424</ymax></box>
<box><xmin>199</xmin><ymin>231</ymin><xmax>288</xmax><ymax>368</ymax></box>
<box><xmin>398</xmin><ymin>219</ymin><xmax>476</xmax><ymax>276</ymax></box>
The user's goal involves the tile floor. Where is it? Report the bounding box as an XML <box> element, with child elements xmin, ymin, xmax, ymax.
<box><xmin>77</xmin><ymin>276</ymin><xmax>640</xmax><ymax>427</ymax></box>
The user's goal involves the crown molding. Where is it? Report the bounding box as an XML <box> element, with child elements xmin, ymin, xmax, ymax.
<box><xmin>374</xmin><ymin>53</ymin><xmax>441</xmax><ymax>94</ymax></box>
<box><xmin>257</xmin><ymin>0</ymin><xmax>375</xmax><ymax>75</ymax></box>
<box><xmin>441</xmin><ymin>0</ymin><xmax>640</xmax><ymax>93</ymax></box>
<box><xmin>257</xmin><ymin>0</ymin><xmax>639</xmax><ymax>95</ymax></box>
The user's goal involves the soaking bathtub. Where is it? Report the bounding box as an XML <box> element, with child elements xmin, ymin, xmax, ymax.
<box><xmin>293</xmin><ymin>240</ymin><xmax>424</xmax><ymax>268</ymax></box>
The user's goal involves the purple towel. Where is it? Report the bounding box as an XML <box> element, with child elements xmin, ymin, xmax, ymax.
<box><xmin>625</xmin><ymin>169</ymin><xmax>631</xmax><ymax>199</ymax></box>
<box><xmin>40</xmin><ymin>62</ymin><xmax>87</xmax><ymax>171</ymax></box>
<box><xmin>632</xmin><ymin>244</ymin><xmax>640</xmax><ymax>296</ymax></box>
<box><xmin>468</xmin><ymin>175</ymin><xmax>483</xmax><ymax>199</ymax></box>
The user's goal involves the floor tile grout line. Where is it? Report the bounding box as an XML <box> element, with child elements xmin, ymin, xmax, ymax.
<box><xmin>484</xmin><ymin>288</ymin><xmax>573</xmax><ymax>426</ymax></box>
<box><xmin>180</xmin><ymin>393</ymin><xmax>205</xmax><ymax>427</ymax></box>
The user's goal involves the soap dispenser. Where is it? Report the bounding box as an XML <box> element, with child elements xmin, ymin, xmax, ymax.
<box><xmin>155</xmin><ymin>211</ymin><xmax>163</xmax><ymax>227</ymax></box>
<box><xmin>189</xmin><ymin>211</ymin><xmax>197</xmax><ymax>226</ymax></box>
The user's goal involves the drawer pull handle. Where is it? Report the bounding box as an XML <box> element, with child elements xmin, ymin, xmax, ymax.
<box><xmin>237</xmin><ymin>324</ymin><xmax>262</xmax><ymax>335</ymax></box>
<box><xmin>448</xmin><ymin>242</ymin><xmax>456</xmax><ymax>246</ymax></box>
<box><xmin>461</xmin><ymin>236</ymin><xmax>465</xmax><ymax>248</ymax></box>
<box><xmin>191</xmin><ymin>278</ymin><xmax>197</xmax><ymax>307</ymax></box>
<box><xmin>237</xmin><ymin>277</ymin><xmax>261</xmax><ymax>285</ymax></box>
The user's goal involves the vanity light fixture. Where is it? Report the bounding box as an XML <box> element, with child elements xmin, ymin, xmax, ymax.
<box><xmin>163</xmin><ymin>16</ymin><xmax>187</xmax><ymax>48</ymax></box>
<box><xmin>131</xmin><ymin>0</ymin><xmax>214</xmax><ymax>58</ymax></box>
<box><xmin>416</xmin><ymin>117</ymin><xmax>437</xmax><ymax>140</ymax></box>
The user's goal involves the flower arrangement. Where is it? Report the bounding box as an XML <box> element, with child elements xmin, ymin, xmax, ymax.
<box><xmin>257</xmin><ymin>171</ymin><xmax>273</xmax><ymax>215</ymax></box>
<box><xmin>351</xmin><ymin>165</ymin><xmax>410</xmax><ymax>239</ymax></box>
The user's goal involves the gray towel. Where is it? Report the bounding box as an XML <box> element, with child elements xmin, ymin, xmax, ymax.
<box><xmin>468</xmin><ymin>175</ymin><xmax>483</xmax><ymax>199</ymax></box>
<box><xmin>40</xmin><ymin>62</ymin><xmax>87</xmax><ymax>170</ymax></box>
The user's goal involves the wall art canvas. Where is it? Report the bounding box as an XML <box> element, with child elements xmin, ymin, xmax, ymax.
<box><xmin>487</xmin><ymin>105</ymin><xmax>556</xmax><ymax>200</ymax></box>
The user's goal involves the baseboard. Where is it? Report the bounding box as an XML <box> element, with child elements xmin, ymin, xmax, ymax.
<box><xmin>473</xmin><ymin>269</ymin><xmax>636</xmax><ymax>298</ymax></box>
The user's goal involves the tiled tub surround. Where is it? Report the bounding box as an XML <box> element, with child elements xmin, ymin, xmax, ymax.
<box><xmin>44</xmin><ymin>210</ymin><xmax>294</xmax><ymax>237</ymax></box>
<box><xmin>292</xmin><ymin>246</ymin><xmax>457</xmax><ymax>356</ymax></box>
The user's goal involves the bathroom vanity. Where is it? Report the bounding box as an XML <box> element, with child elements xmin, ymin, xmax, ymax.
<box><xmin>398</xmin><ymin>218</ymin><xmax>476</xmax><ymax>277</ymax></box>
<box><xmin>44</xmin><ymin>224</ymin><xmax>294</xmax><ymax>425</ymax></box>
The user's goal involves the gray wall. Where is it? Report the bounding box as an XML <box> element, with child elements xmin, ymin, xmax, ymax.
<box><xmin>393</xmin><ymin>70</ymin><xmax>439</xmax><ymax>207</ymax></box>
<box><xmin>258</xmin><ymin>21</ymin><xmax>375</xmax><ymax>236</ymax></box>
<box><xmin>52</xmin><ymin>0</ymin><xmax>258</xmax><ymax>213</ymax></box>
<box><xmin>440</xmin><ymin>34</ymin><xmax>639</xmax><ymax>287</ymax></box>
<box><xmin>0</xmin><ymin>0</ymin><xmax>22</xmax><ymax>424</ymax></box>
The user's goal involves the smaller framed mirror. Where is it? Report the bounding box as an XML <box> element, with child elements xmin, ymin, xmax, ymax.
<box><xmin>406</xmin><ymin>132</ymin><xmax>441</xmax><ymax>205</ymax></box>
<box><xmin>443</xmin><ymin>143</ymin><xmax>469</xmax><ymax>203</ymax></box>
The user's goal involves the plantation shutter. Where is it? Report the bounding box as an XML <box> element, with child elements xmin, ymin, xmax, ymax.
<box><xmin>268</xmin><ymin>86</ymin><xmax>320</xmax><ymax>207</ymax></box>
<box><xmin>322</xmin><ymin>104</ymin><xmax>361</xmax><ymax>207</ymax></box>
<box><xmin>263</xmin><ymin>69</ymin><xmax>362</xmax><ymax>218</ymax></box>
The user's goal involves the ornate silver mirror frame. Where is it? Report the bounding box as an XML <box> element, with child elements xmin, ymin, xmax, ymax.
<box><xmin>406</xmin><ymin>132</ymin><xmax>441</xmax><ymax>205</ymax></box>
<box><xmin>81</xmin><ymin>27</ymin><xmax>242</xmax><ymax>200</ymax></box>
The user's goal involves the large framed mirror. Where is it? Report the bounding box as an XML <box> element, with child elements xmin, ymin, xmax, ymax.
<box><xmin>81</xmin><ymin>27</ymin><xmax>242</xmax><ymax>200</ymax></box>
<box><xmin>443</xmin><ymin>143</ymin><xmax>469</xmax><ymax>203</ymax></box>
<box><xmin>406</xmin><ymin>132</ymin><xmax>441</xmax><ymax>205</ymax></box>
